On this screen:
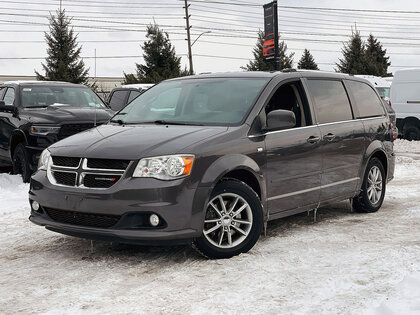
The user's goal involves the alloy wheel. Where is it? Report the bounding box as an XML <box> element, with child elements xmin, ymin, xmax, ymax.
<box><xmin>203</xmin><ymin>193</ymin><xmax>253</xmax><ymax>249</ymax></box>
<box><xmin>367</xmin><ymin>165</ymin><xmax>383</xmax><ymax>205</ymax></box>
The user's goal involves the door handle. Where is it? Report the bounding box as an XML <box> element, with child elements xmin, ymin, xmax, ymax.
<box><xmin>324</xmin><ymin>133</ymin><xmax>336</xmax><ymax>141</ymax></box>
<box><xmin>307</xmin><ymin>136</ymin><xmax>320</xmax><ymax>144</ymax></box>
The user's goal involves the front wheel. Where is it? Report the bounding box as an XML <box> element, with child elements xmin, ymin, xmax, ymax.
<box><xmin>193</xmin><ymin>180</ymin><xmax>263</xmax><ymax>259</ymax></box>
<box><xmin>12</xmin><ymin>143</ymin><xmax>31</xmax><ymax>183</ymax></box>
<box><xmin>352</xmin><ymin>158</ymin><xmax>386</xmax><ymax>213</ymax></box>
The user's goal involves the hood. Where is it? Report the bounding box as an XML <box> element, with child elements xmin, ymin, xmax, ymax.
<box><xmin>49</xmin><ymin>124</ymin><xmax>228</xmax><ymax>160</ymax></box>
<box><xmin>21</xmin><ymin>105</ymin><xmax>114</xmax><ymax>124</ymax></box>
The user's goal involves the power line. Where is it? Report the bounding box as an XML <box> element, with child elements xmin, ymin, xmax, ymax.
<box><xmin>0</xmin><ymin>0</ymin><xmax>183</xmax><ymax>9</ymax></box>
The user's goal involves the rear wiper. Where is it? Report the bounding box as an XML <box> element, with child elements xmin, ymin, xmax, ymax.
<box><xmin>153</xmin><ymin>120</ymin><xmax>203</xmax><ymax>126</ymax></box>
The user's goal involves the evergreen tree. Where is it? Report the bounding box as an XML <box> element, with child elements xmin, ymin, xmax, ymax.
<box><xmin>364</xmin><ymin>34</ymin><xmax>391</xmax><ymax>76</ymax></box>
<box><xmin>336</xmin><ymin>30</ymin><xmax>366</xmax><ymax>75</ymax></box>
<box><xmin>297</xmin><ymin>49</ymin><xmax>319</xmax><ymax>70</ymax></box>
<box><xmin>35</xmin><ymin>9</ymin><xmax>89</xmax><ymax>84</ymax></box>
<box><xmin>242</xmin><ymin>31</ymin><xmax>294</xmax><ymax>71</ymax></box>
<box><xmin>123</xmin><ymin>24</ymin><xmax>186</xmax><ymax>84</ymax></box>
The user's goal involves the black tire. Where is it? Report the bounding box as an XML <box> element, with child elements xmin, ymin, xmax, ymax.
<box><xmin>193</xmin><ymin>179</ymin><xmax>263</xmax><ymax>259</ymax></box>
<box><xmin>403</xmin><ymin>124</ymin><xmax>420</xmax><ymax>141</ymax></box>
<box><xmin>12</xmin><ymin>143</ymin><xmax>31</xmax><ymax>183</ymax></box>
<box><xmin>352</xmin><ymin>158</ymin><xmax>386</xmax><ymax>213</ymax></box>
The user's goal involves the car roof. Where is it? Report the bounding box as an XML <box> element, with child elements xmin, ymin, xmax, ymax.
<box><xmin>119</xmin><ymin>84</ymin><xmax>154</xmax><ymax>89</ymax></box>
<box><xmin>2</xmin><ymin>80</ymin><xmax>82</xmax><ymax>87</ymax></box>
<box><xmin>168</xmin><ymin>70</ymin><xmax>355</xmax><ymax>81</ymax></box>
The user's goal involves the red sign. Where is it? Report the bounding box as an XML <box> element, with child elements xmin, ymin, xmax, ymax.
<box><xmin>263</xmin><ymin>39</ymin><xmax>275</xmax><ymax>57</ymax></box>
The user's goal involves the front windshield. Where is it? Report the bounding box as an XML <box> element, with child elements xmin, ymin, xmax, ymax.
<box><xmin>20</xmin><ymin>86</ymin><xmax>106</xmax><ymax>108</ymax></box>
<box><xmin>112</xmin><ymin>78</ymin><xmax>269</xmax><ymax>126</ymax></box>
<box><xmin>376</xmin><ymin>87</ymin><xmax>390</xmax><ymax>99</ymax></box>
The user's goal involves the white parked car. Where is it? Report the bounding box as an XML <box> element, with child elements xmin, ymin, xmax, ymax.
<box><xmin>390</xmin><ymin>69</ymin><xmax>420</xmax><ymax>140</ymax></box>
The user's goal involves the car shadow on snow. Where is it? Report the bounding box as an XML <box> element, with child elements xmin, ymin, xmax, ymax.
<box><xmin>40</xmin><ymin>200</ymin><xmax>356</xmax><ymax>262</ymax></box>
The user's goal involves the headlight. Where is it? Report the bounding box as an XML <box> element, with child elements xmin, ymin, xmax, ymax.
<box><xmin>30</xmin><ymin>125</ymin><xmax>60</xmax><ymax>136</ymax></box>
<box><xmin>38</xmin><ymin>149</ymin><xmax>51</xmax><ymax>171</ymax></box>
<box><xmin>133</xmin><ymin>155</ymin><xmax>194</xmax><ymax>180</ymax></box>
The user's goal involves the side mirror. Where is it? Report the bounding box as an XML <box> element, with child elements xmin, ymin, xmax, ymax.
<box><xmin>266</xmin><ymin>109</ymin><xmax>296</xmax><ymax>131</ymax></box>
<box><xmin>0</xmin><ymin>100</ymin><xmax>16</xmax><ymax>114</ymax></box>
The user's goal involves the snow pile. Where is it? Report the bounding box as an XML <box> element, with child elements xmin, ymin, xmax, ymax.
<box><xmin>367</xmin><ymin>273</ymin><xmax>420</xmax><ymax>315</ymax></box>
<box><xmin>0</xmin><ymin>173</ymin><xmax>29</xmax><ymax>216</ymax></box>
<box><xmin>0</xmin><ymin>141</ymin><xmax>419</xmax><ymax>314</ymax></box>
<box><xmin>394</xmin><ymin>139</ymin><xmax>420</xmax><ymax>153</ymax></box>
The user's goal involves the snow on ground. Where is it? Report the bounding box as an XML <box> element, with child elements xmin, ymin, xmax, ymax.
<box><xmin>0</xmin><ymin>140</ymin><xmax>419</xmax><ymax>314</ymax></box>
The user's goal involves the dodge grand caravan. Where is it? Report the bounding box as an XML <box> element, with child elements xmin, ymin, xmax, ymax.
<box><xmin>29</xmin><ymin>71</ymin><xmax>395</xmax><ymax>259</ymax></box>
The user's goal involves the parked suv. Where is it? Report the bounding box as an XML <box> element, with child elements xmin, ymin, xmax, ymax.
<box><xmin>107</xmin><ymin>84</ymin><xmax>154</xmax><ymax>111</ymax></box>
<box><xmin>29</xmin><ymin>71</ymin><xmax>395</xmax><ymax>258</ymax></box>
<box><xmin>0</xmin><ymin>81</ymin><xmax>113</xmax><ymax>182</ymax></box>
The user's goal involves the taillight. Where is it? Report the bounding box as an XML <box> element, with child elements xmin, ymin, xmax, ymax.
<box><xmin>389</xmin><ymin>100</ymin><xmax>392</xmax><ymax>107</ymax></box>
<box><xmin>390</xmin><ymin>123</ymin><xmax>395</xmax><ymax>142</ymax></box>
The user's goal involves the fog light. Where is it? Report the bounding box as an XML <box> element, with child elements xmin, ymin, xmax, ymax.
<box><xmin>32</xmin><ymin>201</ymin><xmax>40</xmax><ymax>211</ymax></box>
<box><xmin>149</xmin><ymin>214</ymin><xmax>160</xmax><ymax>227</ymax></box>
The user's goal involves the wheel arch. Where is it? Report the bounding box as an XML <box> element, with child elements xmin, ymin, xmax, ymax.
<box><xmin>9</xmin><ymin>130</ymin><xmax>27</xmax><ymax>160</ymax></box>
<box><xmin>199</xmin><ymin>154</ymin><xmax>267</xmax><ymax>212</ymax></box>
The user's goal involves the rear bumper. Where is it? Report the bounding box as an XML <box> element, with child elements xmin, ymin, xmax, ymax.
<box><xmin>29</xmin><ymin>170</ymin><xmax>211</xmax><ymax>245</ymax></box>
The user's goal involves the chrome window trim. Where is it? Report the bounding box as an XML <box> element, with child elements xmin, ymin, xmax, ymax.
<box><xmin>248</xmin><ymin>116</ymin><xmax>386</xmax><ymax>138</ymax></box>
<box><xmin>267</xmin><ymin>177</ymin><xmax>359</xmax><ymax>201</ymax></box>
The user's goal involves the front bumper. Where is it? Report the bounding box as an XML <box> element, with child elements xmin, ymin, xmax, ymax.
<box><xmin>29</xmin><ymin>170</ymin><xmax>211</xmax><ymax>245</ymax></box>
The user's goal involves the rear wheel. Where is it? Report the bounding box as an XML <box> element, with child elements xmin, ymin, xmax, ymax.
<box><xmin>193</xmin><ymin>180</ymin><xmax>263</xmax><ymax>259</ymax></box>
<box><xmin>352</xmin><ymin>158</ymin><xmax>386</xmax><ymax>213</ymax></box>
<box><xmin>12</xmin><ymin>143</ymin><xmax>31</xmax><ymax>183</ymax></box>
<box><xmin>403</xmin><ymin>123</ymin><xmax>420</xmax><ymax>141</ymax></box>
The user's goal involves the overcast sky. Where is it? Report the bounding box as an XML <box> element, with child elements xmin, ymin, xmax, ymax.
<box><xmin>0</xmin><ymin>0</ymin><xmax>419</xmax><ymax>78</ymax></box>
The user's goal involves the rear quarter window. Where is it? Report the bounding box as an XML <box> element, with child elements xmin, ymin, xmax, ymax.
<box><xmin>307</xmin><ymin>79</ymin><xmax>353</xmax><ymax>124</ymax></box>
<box><xmin>109</xmin><ymin>90</ymin><xmax>129</xmax><ymax>111</ymax></box>
<box><xmin>347</xmin><ymin>81</ymin><xmax>385</xmax><ymax>118</ymax></box>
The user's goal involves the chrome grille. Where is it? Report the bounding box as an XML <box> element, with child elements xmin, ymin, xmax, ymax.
<box><xmin>51</xmin><ymin>156</ymin><xmax>81</xmax><ymax>168</ymax></box>
<box><xmin>48</xmin><ymin>156</ymin><xmax>129</xmax><ymax>189</ymax></box>
<box><xmin>52</xmin><ymin>171</ymin><xmax>77</xmax><ymax>186</ymax></box>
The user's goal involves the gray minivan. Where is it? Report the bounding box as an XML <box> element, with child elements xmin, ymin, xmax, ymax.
<box><xmin>29</xmin><ymin>71</ymin><xmax>395</xmax><ymax>258</ymax></box>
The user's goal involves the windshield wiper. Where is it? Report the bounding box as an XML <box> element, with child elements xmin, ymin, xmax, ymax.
<box><xmin>110</xmin><ymin>119</ymin><xmax>125</xmax><ymax>125</ymax></box>
<box><xmin>152</xmin><ymin>120</ymin><xmax>204</xmax><ymax>126</ymax></box>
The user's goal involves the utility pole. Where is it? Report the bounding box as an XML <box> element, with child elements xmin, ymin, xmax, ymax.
<box><xmin>183</xmin><ymin>0</ymin><xmax>194</xmax><ymax>75</ymax></box>
<box><xmin>94</xmin><ymin>48</ymin><xmax>97</xmax><ymax>78</ymax></box>
<box><xmin>59</xmin><ymin>0</ymin><xmax>62</xmax><ymax>11</ymax></box>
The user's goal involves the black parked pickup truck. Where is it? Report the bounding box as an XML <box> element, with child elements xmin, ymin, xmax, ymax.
<box><xmin>0</xmin><ymin>81</ymin><xmax>113</xmax><ymax>182</ymax></box>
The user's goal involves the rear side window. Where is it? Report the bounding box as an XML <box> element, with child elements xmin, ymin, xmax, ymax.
<box><xmin>127</xmin><ymin>90</ymin><xmax>141</xmax><ymax>104</ymax></box>
<box><xmin>4</xmin><ymin>88</ymin><xmax>15</xmax><ymax>106</ymax></box>
<box><xmin>108</xmin><ymin>90</ymin><xmax>129</xmax><ymax>111</ymax></box>
<box><xmin>347</xmin><ymin>81</ymin><xmax>385</xmax><ymax>118</ymax></box>
<box><xmin>307</xmin><ymin>80</ymin><xmax>353</xmax><ymax>124</ymax></box>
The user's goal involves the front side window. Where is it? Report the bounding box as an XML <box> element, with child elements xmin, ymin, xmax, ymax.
<box><xmin>112</xmin><ymin>78</ymin><xmax>269</xmax><ymax>126</ymax></box>
<box><xmin>20</xmin><ymin>86</ymin><xmax>105</xmax><ymax>108</ymax></box>
<box><xmin>347</xmin><ymin>81</ymin><xmax>385</xmax><ymax>118</ymax></box>
<box><xmin>307</xmin><ymin>80</ymin><xmax>353</xmax><ymax>124</ymax></box>
<box><xmin>265</xmin><ymin>81</ymin><xmax>312</xmax><ymax>128</ymax></box>
<box><xmin>4</xmin><ymin>88</ymin><xmax>15</xmax><ymax>106</ymax></box>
